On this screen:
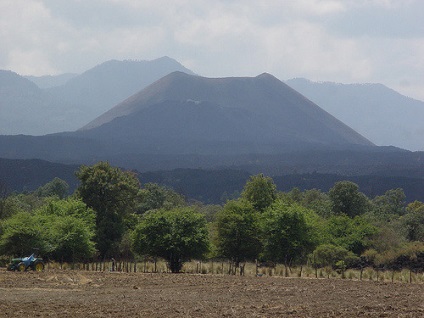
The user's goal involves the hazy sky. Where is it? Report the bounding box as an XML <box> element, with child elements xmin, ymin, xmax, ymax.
<box><xmin>1</xmin><ymin>0</ymin><xmax>423</xmax><ymax>100</ymax></box>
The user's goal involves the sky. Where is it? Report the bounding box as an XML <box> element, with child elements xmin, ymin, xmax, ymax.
<box><xmin>1</xmin><ymin>0</ymin><xmax>423</xmax><ymax>101</ymax></box>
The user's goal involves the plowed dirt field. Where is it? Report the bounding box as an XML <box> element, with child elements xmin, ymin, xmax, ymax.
<box><xmin>1</xmin><ymin>270</ymin><xmax>423</xmax><ymax>317</ymax></box>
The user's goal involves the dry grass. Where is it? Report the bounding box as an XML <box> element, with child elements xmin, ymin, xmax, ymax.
<box><xmin>30</xmin><ymin>260</ymin><xmax>424</xmax><ymax>284</ymax></box>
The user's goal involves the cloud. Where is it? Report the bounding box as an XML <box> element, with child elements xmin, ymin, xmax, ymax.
<box><xmin>0</xmin><ymin>0</ymin><xmax>422</xmax><ymax>100</ymax></box>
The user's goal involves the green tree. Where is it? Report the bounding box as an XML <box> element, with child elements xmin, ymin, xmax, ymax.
<box><xmin>0</xmin><ymin>211</ymin><xmax>44</xmax><ymax>256</ymax></box>
<box><xmin>241</xmin><ymin>174</ymin><xmax>277</xmax><ymax>212</ymax></box>
<box><xmin>35</xmin><ymin>177</ymin><xmax>70</xmax><ymax>199</ymax></box>
<box><xmin>0</xmin><ymin>198</ymin><xmax>97</xmax><ymax>261</ymax></box>
<box><xmin>368</xmin><ymin>225</ymin><xmax>405</xmax><ymax>253</ymax></box>
<box><xmin>310</xmin><ymin>244</ymin><xmax>358</xmax><ymax>275</ymax></box>
<box><xmin>0</xmin><ymin>195</ymin><xmax>23</xmax><ymax>220</ymax></box>
<box><xmin>372</xmin><ymin>188</ymin><xmax>406</xmax><ymax>221</ymax></box>
<box><xmin>34</xmin><ymin>198</ymin><xmax>96</xmax><ymax>262</ymax></box>
<box><xmin>399</xmin><ymin>201</ymin><xmax>424</xmax><ymax>242</ymax></box>
<box><xmin>0</xmin><ymin>181</ymin><xmax>10</xmax><ymax>219</ymax></box>
<box><xmin>46</xmin><ymin>215</ymin><xmax>96</xmax><ymax>263</ymax></box>
<box><xmin>329</xmin><ymin>181</ymin><xmax>368</xmax><ymax>218</ymax></box>
<box><xmin>198</xmin><ymin>204</ymin><xmax>222</xmax><ymax>223</ymax></box>
<box><xmin>325</xmin><ymin>215</ymin><xmax>377</xmax><ymax>255</ymax></box>
<box><xmin>261</xmin><ymin>201</ymin><xmax>315</xmax><ymax>274</ymax></box>
<box><xmin>136</xmin><ymin>183</ymin><xmax>185</xmax><ymax>214</ymax></box>
<box><xmin>301</xmin><ymin>189</ymin><xmax>333</xmax><ymax>218</ymax></box>
<box><xmin>216</xmin><ymin>200</ymin><xmax>262</xmax><ymax>268</ymax></box>
<box><xmin>35</xmin><ymin>198</ymin><xmax>96</xmax><ymax>229</ymax></box>
<box><xmin>76</xmin><ymin>162</ymin><xmax>140</xmax><ymax>258</ymax></box>
<box><xmin>132</xmin><ymin>207</ymin><xmax>209</xmax><ymax>273</ymax></box>
<box><xmin>377</xmin><ymin>242</ymin><xmax>424</xmax><ymax>273</ymax></box>
<box><xmin>4</xmin><ymin>193</ymin><xmax>46</xmax><ymax>214</ymax></box>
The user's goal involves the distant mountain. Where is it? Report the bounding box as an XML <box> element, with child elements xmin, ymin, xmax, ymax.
<box><xmin>286</xmin><ymin>78</ymin><xmax>424</xmax><ymax>151</ymax></box>
<box><xmin>0</xmin><ymin>70</ymin><xmax>56</xmax><ymax>135</ymax></box>
<box><xmin>0</xmin><ymin>71</ymin><xmax>382</xmax><ymax>173</ymax></box>
<box><xmin>25</xmin><ymin>73</ymin><xmax>78</xmax><ymax>89</ymax></box>
<box><xmin>4</xmin><ymin>71</ymin><xmax>424</xmax><ymax>185</ymax></box>
<box><xmin>79</xmin><ymin>71</ymin><xmax>373</xmax><ymax>155</ymax></box>
<box><xmin>0</xmin><ymin>57</ymin><xmax>195</xmax><ymax>135</ymax></box>
<box><xmin>46</xmin><ymin>57</ymin><xmax>196</xmax><ymax>130</ymax></box>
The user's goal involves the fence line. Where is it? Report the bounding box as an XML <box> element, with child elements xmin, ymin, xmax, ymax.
<box><xmin>41</xmin><ymin>259</ymin><xmax>424</xmax><ymax>283</ymax></box>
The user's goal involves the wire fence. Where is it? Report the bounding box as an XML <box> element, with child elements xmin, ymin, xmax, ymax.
<box><xmin>35</xmin><ymin>259</ymin><xmax>424</xmax><ymax>284</ymax></box>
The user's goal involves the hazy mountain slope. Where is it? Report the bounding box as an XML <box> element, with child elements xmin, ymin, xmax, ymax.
<box><xmin>0</xmin><ymin>70</ymin><xmax>95</xmax><ymax>136</ymax></box>
<box><xmin>47</xmin><ymin>56</ymin><xmax>195</xmax><ymax>130</ymax></box>
<box><xmin>25</xmin><ymin>73</ymin><xmax>78</xmax><ymax>89</ymax></box>
<box><xmin>0</xmin><ymin>57</ymin><xmax>195</xmax><ymax>135</ymax></box>
<box><xmin>0</xmin><ymin>70</ymin><xmax>57</xmax><ymax>135</ymax></box>
<box><xmin>81</xmin><ymin>72</ymin><xmax>373</xmax><ymax>152</ymax></box>
<box><xmin>286</xmin><ymin>78</ymin><xmax>424</xmax><ymax>151</ymax></box>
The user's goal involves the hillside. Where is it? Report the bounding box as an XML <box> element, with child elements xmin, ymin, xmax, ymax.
<box><xmin>0</xmin><ymin>70</ymin><xmax>55</xmax><ymax>135</ymax></box>
<box><xmin>79</xmin><ymin>72</ymin><xmax>373</xmax><ymax>155</ymax></box>
<box><xmin>0</xmin><ymin>158</ymin><xmax>79</xmax><ymax>194</ymax></box>
<box><xmin>47</xmin><ymin>56</ymin><xmax>195</xmax><ymax>130</ymax></box>
<box><xmin>286</xmin><ymin>78</ymin><xmax>424</xmax><ymax>151</ymax></box>
<box><xmin>2</xmin><ymin>70</ymin><xmax>423</xmax><ymax>198</ymax></box>
<box><xmin>141</xmin><ymin>169</ymin><xmax>424</xmax><ymax>204</ymax></box>
<box><xmin>0</xmin><ymin>57</ymin><xmax>195</xmax><ymax>135</ymax></box>
<box><xmin>25</xmin><ymin>73</ymin><xmax>78</xmax><ymax>89</ymax></box>
<box><xmin>2</xmin><ymin>158</ymin><xmax>424</xmax><ymax>204</ymax></box>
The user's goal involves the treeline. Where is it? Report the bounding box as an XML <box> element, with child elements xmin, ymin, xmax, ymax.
<box><xmin>0</xmin><ymin>162</ymin><xmax>423</xmax><ymax>274</ymax></box>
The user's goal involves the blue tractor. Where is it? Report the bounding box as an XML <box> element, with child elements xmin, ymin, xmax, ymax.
<box><xmin>7</xmin><ymin>253</ymin><xmax>45</xmax><ymax>272</ymax></box>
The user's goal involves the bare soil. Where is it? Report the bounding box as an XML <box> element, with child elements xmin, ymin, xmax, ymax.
<box><xmin>0</xmin><ymin>269</ymin><xmax>423</xmax><ymax>317</ymax></box>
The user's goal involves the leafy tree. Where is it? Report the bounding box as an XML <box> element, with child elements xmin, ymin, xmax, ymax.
<box><xmin>371</xmin><ymin>188</ymin><xmax>406</xmax><ymax>221</ymax></box>
<box><xmin>132</xmin><ymin>207</ymin><xmax>209</xmax><ymax>273</ymax></box>
<box><xmin>310</xmin><ymin>244</ymin><xmax>358</xmax><ymax>269</ymax></box>
<box><xmin>75</xmin><ymin>162</ymin><xmax>140</xmax><ymax>258</ymax></box>
<box><xmin>5</xmin><ymin>193</ymin><xmax>47</xmax><ymax>214</ymax></box>
<box><xmin>118</xmin><ymin>231</ymin><xmax>134</xmax><ymax>260</ymax></box>
<box><xmin>325</xmin><ymin>215</ymin><xmax>377</xmax><ymax>255</ymax></box>
<box><xmin>0</xmin><ymin>196</ymin><xmax>22</xmax><ymax>220</ymax></box>
<box><xmin>35</xmin><ymin>177</ymin><xmax>70</xmax><ymax>199</ymax></box>
<box><xmin>368</xmin><ymin>225</ymin><xmax>405</xmax><ymax>253</ymax></box>
<box><xmin>377</xmin><ymin>242</ymin><xmax>424</xmax><ymax>272</ymax></box>
<box><xmin>328</xmin><ymin>181</ymin><xmax>368</xmax><ymax>218</ymax></box>
<box><xmin>46</xmin><ymin>215</ymin><xmax>96</xmax><ymax>263</ymax></box>
<box><xmin>198</xmin><ymin>204</ymin><xmax>222</xmax><ymax>223</ymax></box>
<box><xmin>216</xmin><ymin>200</ymin><xmax>262</xmax><ymax>267</ymax></box>
<box><xmin>278</xmin><ymin>187</ymin><xmax>302</xmax><ymax>204</ymax></box>
<box><xmin>30</xmin><ymin>198</ymin><xmax>96</xmax><ymax>262</ymax></box>
<box><xmin>0</xmin><ymin>198</ymin><xmax>98</xmax><ymax>262</ymax></box>
<box><xmin>0</xmin><ymin>181</ymin><xmax>10</xmax><ymax>219</ymax></box>
<box><xmin>399</xmin><ymin>201</ymin><xmax>424</xmax><ymax>242</ymax></box>
<box><xmin>301</xmin><ymin>189</ymin><xmax>333</xmax><ymax>218</ymax></box>
<box><xmin>35</xmin><ymin>198</ymin><xmax>96</xmax><ymax>229</ymax></box>
<box><xmin>241</xmin><ymin>174</ymin><xmax>276</xmax><ymax>212</ymax></box>
<box><xmin>0</xmin><ymin>211</ymin><xmax>44</xmax><ymax>256</ymax></box>
<box><xmin>136</xmin><ymin>183</ymin><xmax>185</xmax><ymax>214</ymax></box>
<box><xmin>261</xmin><ymin>201</ymin><xmax>315</xmax><ymax>273</ymax></box>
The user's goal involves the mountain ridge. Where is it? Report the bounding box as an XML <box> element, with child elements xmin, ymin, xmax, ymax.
<box><xmin>286</xmin><ymin>78</ymin><xmax>424</xmax><ymax>150</ymax></box>
<box><xmin>0</xmin><ymin>57</ymin><xmax>195</xmax><ymax>135</ymax></box>
<box><xmin>77</xmin><ymin>71</ymin><xmax>373</xmax><ymax>156</ymax></box>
